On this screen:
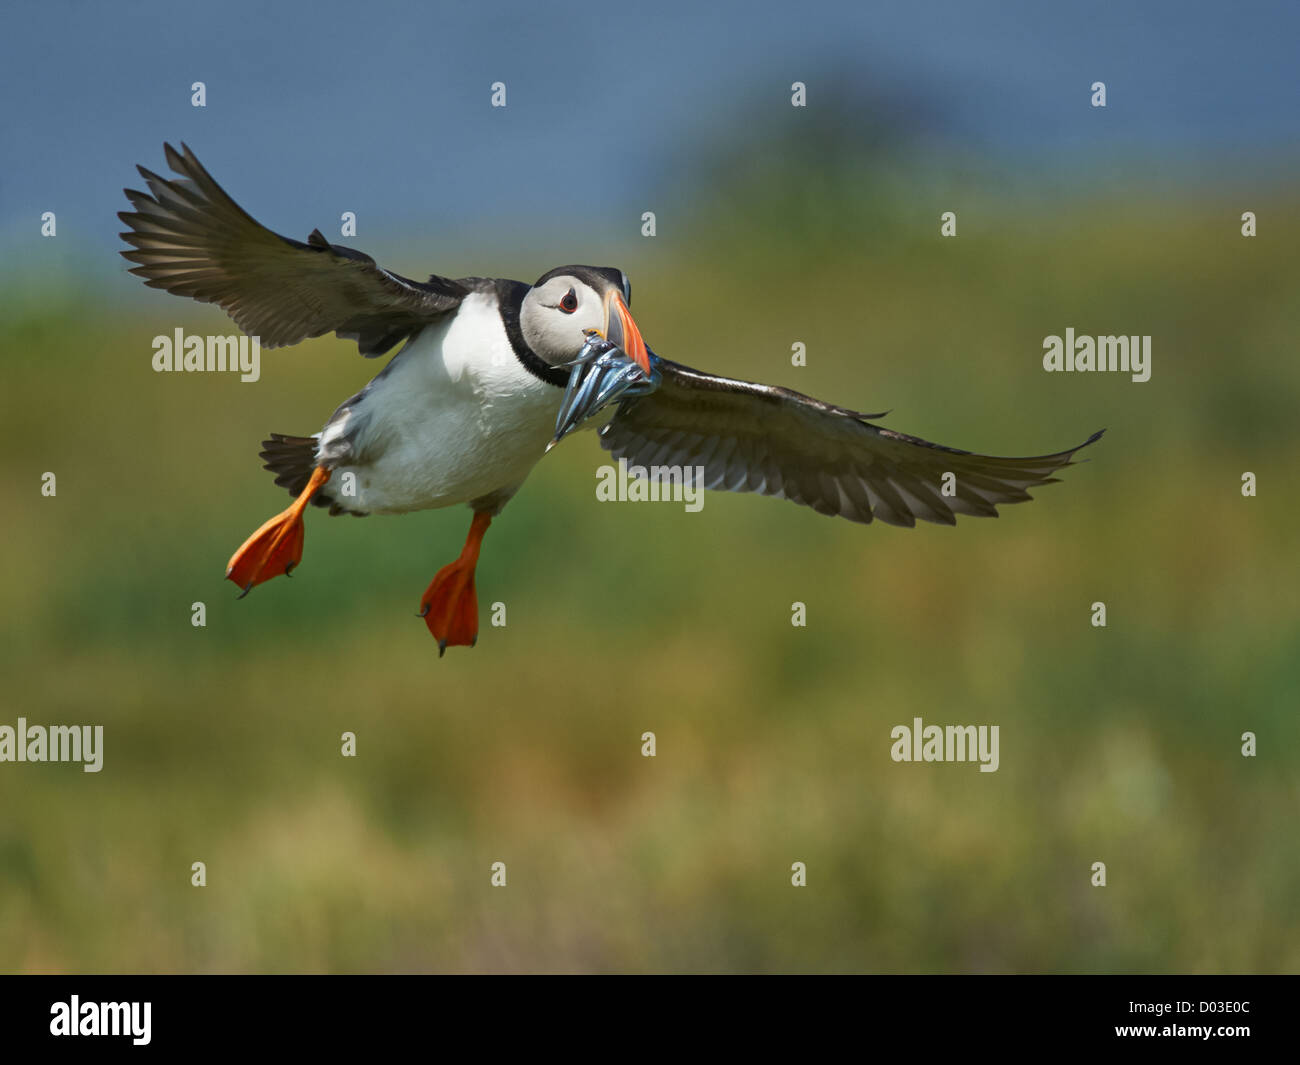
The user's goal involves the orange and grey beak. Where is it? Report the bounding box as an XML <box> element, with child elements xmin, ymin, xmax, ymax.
<box><xmin>601</xmin><ymin>290</ymin><xmax>651</xmax><ymax>374</ymax></box>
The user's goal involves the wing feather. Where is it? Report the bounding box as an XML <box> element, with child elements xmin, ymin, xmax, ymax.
<box><xmin>118</xmin><ymin>143</ymin><xmax>469</xmax><ymax>356</ymax></box>
<box><xmin>599</xmin><ymin>359</ymin><xmax>1102</xmax><ymax>527</ymax></box>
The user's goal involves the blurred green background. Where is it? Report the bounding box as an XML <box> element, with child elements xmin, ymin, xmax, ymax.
<box><xmin>3</xmin><ymin>172</ymin><xmax>1297</xmax><ymax>973</ymax></box>
<box><xmin>3</xmin><ymin>0</ymin><xmax>1299</xmax><ymax>972</ymax></box>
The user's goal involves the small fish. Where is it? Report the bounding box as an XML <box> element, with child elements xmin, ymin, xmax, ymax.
<box><xmin>549</xmin><ymin>330</ymin><xmax>661</xmax><ymax>450</ymax></box>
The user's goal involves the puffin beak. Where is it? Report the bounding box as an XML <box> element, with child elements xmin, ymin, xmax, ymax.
<box><xmin>601</xmin><ymin>290</ymin><xmax>651</xmax><ymax>374</ymax></box>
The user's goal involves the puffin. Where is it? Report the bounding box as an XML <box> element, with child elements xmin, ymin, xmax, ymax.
<box><xmin>119</xmin><ymin>144</ymin><xmax>1102</xmax><ymax>654</ymax></box>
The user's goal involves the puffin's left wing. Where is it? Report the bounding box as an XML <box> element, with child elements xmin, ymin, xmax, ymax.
<box><xmin>599</xmin><ymin>359</ymin><xmax>1102</xmax><ymax>526</ymax></box>
<box><xmin>119</xmin><ymin>143</ymin><xmax>469</xmax><ymax>356</ymax></box>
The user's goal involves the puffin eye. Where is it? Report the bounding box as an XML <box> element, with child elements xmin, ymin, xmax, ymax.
<box><xmin>559</xmin><ymin>288</ymin><xmax>578</xmax><ymax>314</ymax></box>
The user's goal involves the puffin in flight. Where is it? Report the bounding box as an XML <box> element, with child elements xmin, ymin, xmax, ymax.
<box><xmin>119</xmin><ymin>144</ymin><xmax>1101</xmax><ymax>654</ymax></box>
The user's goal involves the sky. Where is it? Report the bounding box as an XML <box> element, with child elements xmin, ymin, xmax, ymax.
<box><xmin>1</xmin><ymin>0</ymin><xmax>1297</xmax><ymax>283</ymax></box>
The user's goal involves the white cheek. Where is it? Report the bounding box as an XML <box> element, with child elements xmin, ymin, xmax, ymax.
<box><xmin>548</xmin><ymin>316</ymin><xmax>588</xmax><ymax>356</ymax></box>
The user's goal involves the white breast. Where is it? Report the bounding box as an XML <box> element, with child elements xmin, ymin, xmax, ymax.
<box><xmin>320</xmin><ymin>291</ymin><xmax>560</xmax><ymax>514</ymax></box>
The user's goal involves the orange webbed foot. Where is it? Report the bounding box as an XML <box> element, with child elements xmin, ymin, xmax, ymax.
<box><xmin>420</xmin><ymin>560</ymin><xmax>480</xmax><ymax>655</ymax></box>
<box><xmin>225</xmin><ymin>467</ymin><xmax>329</xmax><ymax>597</ymax></box>
<box><xmin>226</xmin><ymin>512</ymin><xmax>306</xmax><ymax>596</ymax></box>
<box><xmin>419</xmin><ymin>511</ymin><xmax>491</xmax><ymax>656</ymax></box>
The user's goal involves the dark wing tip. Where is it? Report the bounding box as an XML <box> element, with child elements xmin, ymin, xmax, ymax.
<box><xmin>135</xmin><ymin>165</ymin><xmax>169</xmax><ymax>191</ymax></box>
<box><xmin>1064</xmin><ymin>428</ymin><xmax>1106</xmax><ymax>464</ymax></box>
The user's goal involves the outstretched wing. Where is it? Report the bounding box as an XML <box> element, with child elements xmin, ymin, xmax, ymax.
<box><xmin>599</xmin><ymin>359</ymin><xmax>1103</xmax><ymax>526</ymax></box>
<box><xmin>118</xmin><ymin>142</ymin><xmax>469</xmax><ymax>356</ymax></box>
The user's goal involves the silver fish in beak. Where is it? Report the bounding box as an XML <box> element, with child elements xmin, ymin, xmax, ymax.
<box><xmin>549</xmin><ymin>330</ymin><xmax>661</xmax><ymax>450</ymax></box>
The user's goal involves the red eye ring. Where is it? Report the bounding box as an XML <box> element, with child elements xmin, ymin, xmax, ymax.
<box><xmin>559</xmin><ymin>288</ymin><xmax>578</xmax><ymax>314</ymax></box>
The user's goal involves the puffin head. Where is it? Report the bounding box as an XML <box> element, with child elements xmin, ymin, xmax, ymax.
<box><xmin>520</xmin><ymin>265</ymin><xmax>650</xmax><ymax>372</ymax></box>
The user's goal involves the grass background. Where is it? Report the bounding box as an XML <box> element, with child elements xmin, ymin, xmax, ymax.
<box><xmin>2</xmin><ymin>179</ymin><xmax>1297</xmax><ymax>972</ymax></box>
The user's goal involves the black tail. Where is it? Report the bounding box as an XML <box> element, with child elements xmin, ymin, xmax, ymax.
<box><xmin>258</xmin><ymin>433</ymin><xmax>365</xmax><ymax>516</ymax></box>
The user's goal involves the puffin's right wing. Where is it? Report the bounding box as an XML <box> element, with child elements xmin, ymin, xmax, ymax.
<box><xmin>599</xmin><ymin>358</ymin><xmax>1103</xmax><ymax>526</ymax></box>
<box><xmin>119</xmin><ymin>143</ymin><xmax>469</xmax><ymax>356</ymax></box>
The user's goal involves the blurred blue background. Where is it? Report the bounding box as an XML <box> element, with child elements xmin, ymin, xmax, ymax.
<box><xmin>3</xmin><ymin>0</ymin><xmax>1297</xmax><ymax>273</ymax></box>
